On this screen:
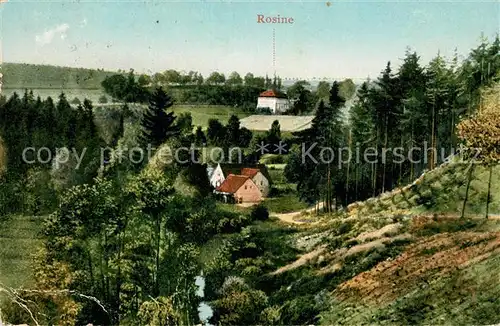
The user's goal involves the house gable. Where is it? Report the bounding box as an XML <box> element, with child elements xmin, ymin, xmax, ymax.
<box><xmin>234</xmin><ymin>178</ymin><xmax>262</xmax><ymax>203</ymax></box>
<box><xmin>209</xmin><ymin>163</ymin><xmax>225</xmax><ymax>188</ymax></box>
<box><xmin>251</xmin><ymin>171</ymin><xmax>270</xmax><ymax>197</ymax></box>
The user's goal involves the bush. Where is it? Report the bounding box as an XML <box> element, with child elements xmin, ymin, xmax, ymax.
<box><xmin>260</xmin><ymin>154</ymin><xmax>286</xmax><ymax>164</ymax></box>
<box><xmin>71</xmin><ymin>97</ymin><xmax>81</xmax><ymax>105</ymax></box>
<box><xmin>260</xmin><ymin>306</ymin><xmax>282</xmax><ymax>325</ymax></box>
<box><xmin>251</xmin><ymin>204</ymin><xmax>269</xmax><ymax>221</ymax></box>
<box><xmin>98</xmin><ymin>95</ymin><xmax>108</xmax><ymax>104</ymax></box>
<box><xmin>211</xmin><ymin>277</ymin><xmax>269</xmax><ymax>325</ymax></box>
<box><xmin>137</xmin><ymin>296</ymin><xmax>182</xmax><ymax>326</ymax></box>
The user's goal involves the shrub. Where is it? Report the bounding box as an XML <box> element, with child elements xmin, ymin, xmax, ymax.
<box><xmin>251</xmin><ymin>204</ymin><xmax>269</xmax><ymax>221</ymax></box>
<box><xmin>337</xmin><ymin>221</ymin><xmax>353</xmax><ymax>235</ymax></box>
<box><xmin>98</xmin><ymin>95</ymin><xmax>108</xmax><ymax>104</ymax></box>
<box><xmin>211</xmin><ymin>277</ymin><xmax>269</xmax><ymax>325</ymax></box>
<box><xmin>260</xmin><ymin>305</ymin><xmax>282</xmax><ymax>325</ymax></box>
<box><xmin>137</xmin><ymin>296</ymin><xmax>182</xmax><ymax>326</ymax></box>
<box><xmin>71</xmin><ymin>97</ymin><xmax>81</xmax><ymax>105</ymax></box>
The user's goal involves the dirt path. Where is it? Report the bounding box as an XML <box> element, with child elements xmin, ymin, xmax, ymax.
<box><xmin>272</xmin><ymin>202</ymin><xmax>324</xmax><ymax>225</ymax></box>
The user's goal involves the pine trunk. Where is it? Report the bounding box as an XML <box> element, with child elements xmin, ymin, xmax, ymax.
<box><xmin>486</xmin><ymin>164</ymin><xmax>493</xmax><ymax>219</ymax></box>
<box><xmin>155</xmin><ymin>214</ymin><xmax>161</xmax><ymax>295</ymax></box>
<box><xmin>382</xmin><ymin>117</ymin><xmax>388</xmax><ymax>193</ymax></box>
<box><xmin>461</xmin><ymin>162</ymin><xmax>475</xmax><ymax>218</ymax></box>
<box><xmin>355</xmin><ymin>163</ymin><xmax>359</xmax><ymax>201</ymax></box>
<box><xmin>327</xmin><ymin>164</ymin><xmax>331</xmax><ymax>213</ymax></box>
<box><xmin>345</xmin><ymin>130</ymin><xmax>352</xmax><ymax>205</ymax></box>
<box><xmin>371</xmin><ymin>162</ymin><xmax>376</xmax><ymax>197</ymax></box>
<box><xmin>430</xmin><ymin>99</ymin><xmax>436</xmax><ymax>170</ymax></box>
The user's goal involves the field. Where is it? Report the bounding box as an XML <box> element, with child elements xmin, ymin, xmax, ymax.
<box><xmin>262</xmin><ymin>165</ymin><xmax>310</xmax><ymax>214</ymax></box>
<box><xmin>0</xmin><ymin>215</ymin><xmax>43</xmax><ymax>289</ymax></box>
<box><xmin>171</xmin><ymin>105</ymin><xmax>251</xmax><ymax>129</ymax></box>
<box><xmin>1</xmin><ymin>89</ymin><xmax>249</xmax><ymax>130</ymax></box>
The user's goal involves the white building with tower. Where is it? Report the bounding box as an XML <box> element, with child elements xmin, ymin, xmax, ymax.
<box><xmin>256</xmin><ymin>89</ymin><xmax>290</xmax><ymax>114</ymax></box>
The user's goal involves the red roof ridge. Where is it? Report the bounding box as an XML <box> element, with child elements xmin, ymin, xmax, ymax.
<box><xmin>241</xmin><ymin>168</ymin><xmax>260</xmax><ymax>178</ymax></box>
<box><xmin>259</xmin><ymin>89</ymin><xmax>287</xmax><ymax>98</ymax></box>
<box><xmin>216</xmin><ymin>174</ymin><xmax>251</xmax><ymax>193</ymax></box>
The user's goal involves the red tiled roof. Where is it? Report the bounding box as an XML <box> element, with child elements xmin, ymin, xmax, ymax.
<box><xmin>216</xmin><ymin>174</ymin><xmax>250</xmax><ymax>193</ymax></box>
<box><xmin>259</xmin><ymin>89</ymin><xmax>287</xmax><ymax>98</ymax></box>
<box><xmin>241</xmin><ymin>168</ymin><xmax>260</xmax><ymax>178</ymax></box>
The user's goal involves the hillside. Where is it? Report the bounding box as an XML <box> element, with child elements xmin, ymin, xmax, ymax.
<box><xmin>1</xmin><ymin>62</ymin><xmax>119</xmax><ymax>89</ymax></box>
<box><xmin>254</xmin><ymin>158</ymin><xmax>500</xmax><ymax>325</ymax></box>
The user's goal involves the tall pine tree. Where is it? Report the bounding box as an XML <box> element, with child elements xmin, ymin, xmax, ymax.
<box><xmin>140</xmin><ymin>87</ymin><xmax>178</xmax><ymax>148</ymax></box>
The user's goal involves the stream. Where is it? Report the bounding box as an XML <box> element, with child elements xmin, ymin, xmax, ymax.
<box><xmin>195</xmin><ymin>273</ymin><xmax>214</xmax><ymax>325</ymax></box>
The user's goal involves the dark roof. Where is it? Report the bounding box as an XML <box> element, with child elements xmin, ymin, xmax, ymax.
<box><xmin>216</xmin><ymin>174</ymin><xmax>250</xmax><ymax>193</ymax></box>
<box><xmin>259</xmin><ymin>89</ymin><xmax>288</xmax><ymax>99</ymax></box>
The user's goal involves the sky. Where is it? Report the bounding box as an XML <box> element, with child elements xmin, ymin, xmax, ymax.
<box><xmin>1</xmin><ymin>0</ymin><xmax>499</xmax><ymax>81</ymax></box>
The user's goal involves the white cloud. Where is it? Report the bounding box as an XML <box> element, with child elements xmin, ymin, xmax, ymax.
<box><xmin>80</xmin><ymin>18</ymin><xmax>87</xmax><ymax>28</ymax></box>
<box><xmin>35</xmin><ymin>23</ymin><xmax>70</xmax><ymax>46</ymax></box>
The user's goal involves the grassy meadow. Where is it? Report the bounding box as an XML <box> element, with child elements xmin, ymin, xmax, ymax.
<box><xmin>171</xmin><ymin>105</ymin><xmax>251</xmax><ymax>129</ymax></box>
<box><xmin>0</xmin><ymin>215</ymin><xmax>43</xmax><ymax>289</ymax></box>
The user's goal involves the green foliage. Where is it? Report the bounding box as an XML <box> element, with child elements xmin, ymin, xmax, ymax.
<box><xmin>287</xmin><ymin>80</ymin><xmax>313</xmax><ymax>115</ymax></box>
<box><xmin>286</xmin><ymin>82</ymin><xmax>346</xmax><ymax>209</ymax></box>
<box><xmin>338</xmin><ymin>78</ymin><xmax>357</xmax><ymax>100</ymax></box>
<box><xmin>98</xmin><ymin>95</ymin><xmax>108</xmax><ymax>104</ymax></box>
<box><xmin>23</xmin><ymin>169</ymin><xmax>223</xmax><ymax>325</ymax></box>
<box><xmin>315</xmin><ymin>36</ymin><xmax>500</xmax><ymax>209</ymax></box>
<box><xmin>250</xmin><ymin>204</ymin><xmax>269</xmax><ymax>221</ymax></box>
<box><xmin>101</xmin><ymin>70</ymin><xmax>149</xmax><ymax>103</ymax></box>
<box><xmin>210</xmin><ymin>276</ymin><xmax>268</xmax><ymax>325</ymax></box>
<box><xmin>139</xmin><ymin>87</ymin><xmax>178</xmax><ymax>148</ymax></box>
<box><xmin>206</xmin><ymin>115</ymin><xmax>253</xmax><ymax>154</ymax></box>
<box><xmin>0</xmin><ymin>92</ymin><xmax>104</xmax><ymax>214</ymax></box>
<box><xmin>137</xmin><ymin>296</ymin><xmax>182</xmax><ymax>326</ymax></box>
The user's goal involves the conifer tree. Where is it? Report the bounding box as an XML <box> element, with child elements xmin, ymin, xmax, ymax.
<box><xmin>140</xmin><ymin>87</ymin><xmax>178</xmax><ymax>148</ymax></box>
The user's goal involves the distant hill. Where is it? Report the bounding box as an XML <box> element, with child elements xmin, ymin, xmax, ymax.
<box><xmin>1</xmin><ymin>63</ymin><xmax>120</xmax><ymax>89</ymax></box>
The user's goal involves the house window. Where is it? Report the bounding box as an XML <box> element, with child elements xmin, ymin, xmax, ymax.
<box><xmin>245</xmin><ymin>185</ymin><xmax>248</xmax><ymax>190</ymax></box>
<box><xmin>260</xmin><ymin>181</ymin><xmax>263</xmax><ymax>186</ymax></box>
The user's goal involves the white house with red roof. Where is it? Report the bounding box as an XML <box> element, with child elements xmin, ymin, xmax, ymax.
<box><xmin>256</xmin><ymin>89</ymin><xmax>290</xmax><ymax>114</ymax></box>
<box><xmin>240</xmin><ymin>167</ymin><xmax>270</xmax><ymax>197</ymax></box>
<box><xmin>214</xmin><ymin>174</ymin><xmax>262</xmax><ymax>203</ymax></box>
<box><xmin>208</xmin><ymin>163</ymin><xmax>271</xmax><ymax>198</ymax></box>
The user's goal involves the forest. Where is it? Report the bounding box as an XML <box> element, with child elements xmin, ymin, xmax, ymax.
<box><xmin>0</xmin><ymin>34</ymin><xmax>498</xmax><ymax>325</ymax></box>
<box><xmin>285</xmin><ymin>36</ymin><xmax>499</xmax><ymax>210</ymax></box>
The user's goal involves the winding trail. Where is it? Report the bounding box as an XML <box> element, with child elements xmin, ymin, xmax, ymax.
<box><xmin>272</xmin><ymin>202</ymin><xmax>324</xmax><ymax>225</ymax></box>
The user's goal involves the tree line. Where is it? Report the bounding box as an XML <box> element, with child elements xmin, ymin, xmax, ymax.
<box><xmin>101</xmin><ymin>68</ymin><xmax>357</xmax><ymax>114</ymax></box>
<box><xmin>285</xmin><ymin>36</ymin><xmax>499</xmax><ymax>210</ymax></box>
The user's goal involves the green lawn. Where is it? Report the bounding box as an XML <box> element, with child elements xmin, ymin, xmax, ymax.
<box><xmin>263</xmin><ymin>195</ymin><xmax>309</xmax><ymax>214</ymax></box>
<box><xmin>264</xmin><ymin>167</ymin><xmax>306</xmax><ymax>213</ymax></box>
<box><xmin>0</xmin><ymin>215</ymin><xmax>43</xmax><ymax>288</ymax></box>
<box><xmin>172</xmin><ymin>105</ymin><xmax>250</xmax><ymax>129</ymax></box>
